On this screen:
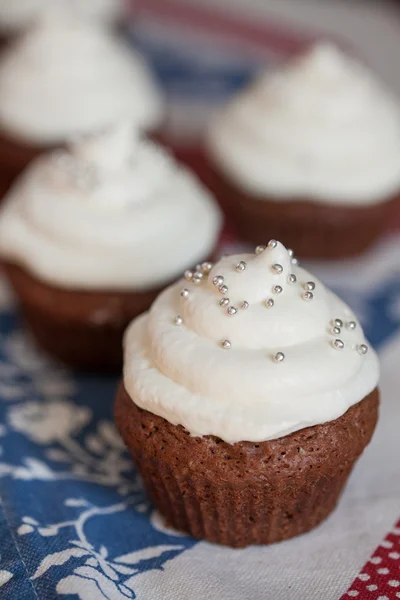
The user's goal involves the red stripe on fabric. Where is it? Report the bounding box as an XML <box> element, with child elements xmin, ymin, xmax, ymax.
<box><xmin>131</xmin><ymin>0</ymin><xmax>328</xmax><ymax>55</ymax></box>
<box><xmin>342</xmin><ymin>520</ymin><xmax>400</xmax><ymax>599</ymax></box>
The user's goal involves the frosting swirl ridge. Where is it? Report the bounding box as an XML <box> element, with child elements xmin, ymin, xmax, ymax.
<box><xmin>124</xmin><ymin>241</ymin><xmax>379</xmax><ymax>442</ymax></box>
<box><xmin>207</xmin><ymin>43</ymin><xmax>400</xmax><ymax>205</ymax></box>
<box><xmin>0</xmin><ymin>125</ymin><xmax>222</xmax><ymax>290</ymax></box>
<box><xmin>0</xmin><ymin>15</ymin><xmax>163</xmax><ymax>143</ymax></box>
<box><xmin>0</xmin><ymin>0</ymin><xmax>125</xmax><ymax>32</ymax></box>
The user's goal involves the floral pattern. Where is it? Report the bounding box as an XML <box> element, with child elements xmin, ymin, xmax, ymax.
<box><xmin>0</xmin><ymin>235</ymin><xmax>400</xmax><ymax>600</ymax></box>
<box><xmin>0</xmin><ymin>278</ymin><xmax>195</xmax><ymax>600</ymax></box>
<box><xmin>8</xmin><ymin>401</ymin><xmax>91</xmax><ymax>444</ymax></box>
<box><xmin>19</xmin><ymin>499</ymin><xmax>185</xmax><ymax>599</ymax></box>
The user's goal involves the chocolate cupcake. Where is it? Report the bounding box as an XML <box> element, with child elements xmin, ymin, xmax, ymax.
<box><xmin>115</xmin><ymin>241</ymin><xmax>380</xmax><ymax>547</ymax></box>
<box><xmin>0</xmin><ymin>13</ymin><xmax>164</xmax><ymax>196</ymax></box>
<box><xmin>0</xmin><ymin>124</ymin><xmax>222</xmax><ymax>370</ymax></box>
<box><xmin>206</xmin><ymin>43</ymin><xmax>400</xmax><ymax>259</ymax></box>
<box><xmin>0</xmin><ymin>0</ymin><xmax>126</xmax><ymax>46</ymax></box>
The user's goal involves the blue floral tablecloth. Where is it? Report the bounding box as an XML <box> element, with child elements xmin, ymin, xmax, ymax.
<box><xmin>0</xmin><ymin>277</ymin><xmax>197</xmax><ymax>600</ymax></box>
<box><xmin>0</xmin><ymin>235</ymin><xmax>400</xmax><ymax>600</ymax></box>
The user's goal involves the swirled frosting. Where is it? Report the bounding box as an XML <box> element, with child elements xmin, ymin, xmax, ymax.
<box><xmin>0</xmin><ymin>15</ymin><xmax>163</xmax><ymax>144</ymax></box>
<box><xmin>207</xmin><ymin>43</ymin><xmax>400</xmax><ymax>205</ymax></box>
<box><xmin>0</xmin><ymin>0</ymin><xmax>125</xmax><ymax>33</ymax></box>
<box><xmin>124</xmin><ymin>241</ymin><xmax>379</xmax><ymax>443</ymax></box>
<box><xmin>0</xmin><ymin>124</ymin><xmax>222</xmax><ymax>290</ymax></box>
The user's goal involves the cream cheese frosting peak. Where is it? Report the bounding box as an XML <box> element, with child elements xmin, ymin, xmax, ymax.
<box><xmin>0</xmin><ymin>128</ymin><xmax>222</xmax><ymax>290</ymax></box>
<box><xmin>70</xmin><ymin>122</ymin><xmax>139</xmax><ymax>174</ymax></box>
<box><xmin>207</xmin><ymin>42</ymin><xmax>400</xmax><ymax>205</ymax></box>
<box><xmin>0</xmin><ymin>0</ymin><xmax>125</xmax><ymax>33</ymax></box>
<box><xmin>124</xmin><ymin>241</ymin><xmax>379</xmax><ymax>443</ymax></box>
<box><xmin>0</xmin><ymin>16</ymin><xmax>164</xmax><ymax>143</ymax></box>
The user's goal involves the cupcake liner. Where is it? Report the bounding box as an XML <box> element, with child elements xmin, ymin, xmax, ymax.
<box><xmin>208</xmin><ymin>164</ymin><xmax>398</xmax><ymax>259</ymax></box>
<box><xmin>134</xmin><ymin>455</ymin><xmax>354</xmax><ymax>547</ymax></box>
<box><xmin>115</xmin><ymin>384</ymin><xmax>379</xmax><ymax>548</ymax></box>
<box><xmin>3</xmin><ymin>263</ymin><xmax>160</xmax><ymax>371</ymax></box>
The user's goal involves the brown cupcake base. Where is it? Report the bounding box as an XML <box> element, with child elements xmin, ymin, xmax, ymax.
<box><xmin>209</xmin><ymin>165</ymin><xmax>398</xmax><ymax>259</ymax></box>
<box><xmin>115</xmin><ymin>384</ymin><xmax>379</xmax><ymax>547</ymax></box>
<box><xmin>0</xmin><ymin>132</ymin><xmax>55</xmax><ymax>200</ymax></box>
<box><xmin>2</xmin><ymin>263</ymin><xmax>162</xmax><ymax>372</ymax></box>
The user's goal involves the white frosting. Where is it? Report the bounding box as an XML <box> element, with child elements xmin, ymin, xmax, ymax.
<box><xmin>0</xmin><ymin>0</ymin><xmax>125</xmax><ymax>32</ymax></box>
<box><xmin>207</xmin><ymin>43</ymin><xmax>400</xmax><ymax>205</ymax></box>
<box><xmin>0</xmin><ymin>16</ymin><xmax>164</xmax><ymax>144</ymax></box>
<box><xmin>123</xmin><ymin>242</ymin><xmax>379</xmax><ymax>443</ymax></box>
<box><xmin>0</xmin><ymin>125</ymin><xmax>222</xmax><ymax>290</ymax></box>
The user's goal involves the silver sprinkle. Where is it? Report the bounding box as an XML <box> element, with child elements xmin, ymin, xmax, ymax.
<box><xmin>332</xmin><ymin>339</ymin><xmax>344</xmax><ymax>350</ymax></box>
<box><xmin>241</xmin><ymin>301</ymin><xmax>249</xmax><ymax>310</ymax></box>
<box><xmin>180</xmin><ymin>289</ymin><xmax>189</xmax><ymax>299</ymax></box>
<box><xmin>303</xmin><ymin>292</ymin><xmax>314</xmax><ymax>301</ymax></box>
<box><xmin>274</xmin><ymin>352</ymin><xmax>285</xmax><ymax>363</ymax></box>
<box><xmin>235</xmin><ymin>261</ymin><xmax>247</xmax><ymax>272</ymax></box>
<box><xmin>273</xmin><ymin>285</ymin><xmax>283</xmax><ymax>295</ymax></box>
<box><xmin>265</xmin><ymin>298</ymin><xmax>275</xmax><ymax>308</ymax></box>
<box><xmin>334</xmin><ymin>318</ymin><xmax>343</xmax><ymax>328</ymax></box>
<box><xmin>287</xmin><ymin>249</ymin><xmax>294</xmax><ymax>258</ymax></box>
<box><xmin>227</xmin><ymin>306</ymin><xmax>238</xmax><ymax>316</ymax></box>
<box><xmin>288</xmin><ymin>274</ymin><xmax>297</xmax><ymax>284</ymax></box>
<box><xmin>54</xmin><ymin>151</ymin><xmax>81</xmax><ymax>181</ymax></box>
<box><xmin>192</xmin><ymin>275</ymin><xmax>203</xmax><ymax>285</ymax></box>
<box><xmin>272</xmin><ymin>264</ymin><xmax>283</xmax><ymax>275</ymax></box>
<box><xmin>268</xmin><ymin>240</ymin><xmax>278</xmax><ymax>249</ymax></box>
<box><xmin>174</xmin><ymin>316</ymin><xmax>183</xmax><ymax>326</ymax></box>
<box><xmin>305</xmin><ymin>282</ymin><xmax>315</xmax><ymax>291</ymax></box>
<box><xmin>292</xmin><ymin>257</ymin><xmax>299</xmax><ymax>266</ymax></box>
<box><xmin>220</xmin><ymin>298</ymin><xmax>229</xmax><ymax>307</ymax></box>
<box><xmin>221</xmin><ymin>339</ymin><xmax>231</xmax><ymax>349</ymax></box>
<box><xmin>213</xmin><ymin>275</ymin><xmax>224</xmax><ymax>286</ymax></box>
<box><xmin>219</xmin><ymin>284</ymin><xmax>229</xmax><ymax>295</ymax></box>
<box><xmin>255</xmin><ymin>245</ymin><xmax>266</xmax><ymax>255</ymax></box>
<box><xmin>184</xmin><ymin>270</ymin><xmax>193</xmax><ymax>281</ymax></box>
<box><xmin>53</xmin><ymin>149</ymin><xmax>72</xmax><ymax>168</ymax></box>
<box><xmin>201</xmin><ymin>262</ymin><xmax>213</xmax><ymax>274</ymax></box>
<box><xmin>357</xmin><ymin>344</ymin><xmax>368</xmax><ymax>355</ymax></box>
<box><xmin>331</xmin><ymin>326</ymin><xmax>341</xmax><ymax>335</ymax></box>
<box><xmin>347</xmin><ymin>321</ymin><xmax>357</xmax><ymax>331</ymax></box>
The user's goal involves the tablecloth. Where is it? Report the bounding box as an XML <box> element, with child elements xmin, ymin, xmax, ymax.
<box><xmin>1</xmin><ymin>2</ymin><xmax>400</xmax><ymax>598</ymax></box>
<box><xmin>0</xmin><ymin>233</ymin><xmax>399</xmax><ymax>600</ymax></box>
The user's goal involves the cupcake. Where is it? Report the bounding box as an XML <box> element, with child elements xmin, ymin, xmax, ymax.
<box><xmin>115</xmin><ymin>240</ymin><xmax>379</xmax><ymax>547</ymax></box>
<box><xmin>0</xmin><ymin>0</ymin><xmax>126</xmax><ymax>45</ymax></box>
<box><xmin>0</xmin><ymin>13</ymin><xmax>164</xmax><ymax>196</ymax></box>
<box><xmin>0</xmin><ymin>124</ymin><xmax>222</xmax><ymax>370</ymax></box>
<box><xmin>207</xmin><ymin>43</ymin><xmax>400</xmax><ymax>259</ymax></box>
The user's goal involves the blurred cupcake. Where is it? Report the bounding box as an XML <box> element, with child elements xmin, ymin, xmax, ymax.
<box><xmin>0</xmin><ymin>124</ymin><xmax>222</xmax><ymax>370</ymax></box>
<box><xmin>207</xmin><ymin>43</ymin><xmax>400</xmax><ymax>259</ymax></box>
<box><xmin>0</xmin><ymin>13</ymin><xmax>164</xmax><ymax>196</ymax></box>
<box><xmin>115</xmin><ymin>240</ymin><xmax>379</xmax><ymax>547</ymax></box>
<box><xmin>0</xmin><ymin>0</ymin><xmax>126</xmax><ymax>44</ymax></box>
